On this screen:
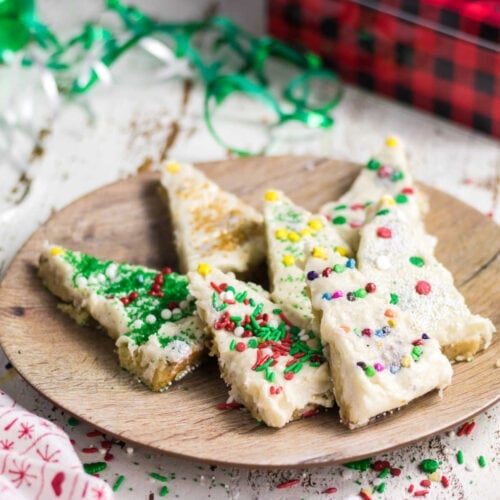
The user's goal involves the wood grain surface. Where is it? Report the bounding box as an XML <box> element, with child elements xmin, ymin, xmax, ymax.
<box><xmin>0</xmin><ymin>156</ymin><xmax>498</xmax><ymax>468</ymax></box>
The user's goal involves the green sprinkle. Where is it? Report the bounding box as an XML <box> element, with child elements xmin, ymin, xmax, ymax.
<box><xmin>344</xmin><ymin>458</ymin><xmax>372</xmax><ymax>471</ymax></box>
<box><xmin>332</xmin><ymin>216</ymin><xmax>347</xmax><ymax>225</ymax></box>
<box><xmin>374</xmin><ymin>482</ymin><xmax>386</xmax><ymax>493</ymax></box>
<box><xmin>354</xmin><ymin>288</ymin><xmax>367</xmax><ymax>298</ymax></box>
<box><xmin>83</xmin><ymin>462</ymin><xmax>107</xmax><ymax>474</ymax></box>
<box><xmin>249</xmin><ymin>298</ymin><xmax>256</xmax><ymax>306</ymax></box>
<box><xmin>391</xmin><ymin>171</ymin><xmax>404</xmax><ymax>182</ymax></box>
<box><xmin>456</xmin><ymin>450</ymin><xmax>464</xmax><ymax>464</ymax></box>
<box><xmin>420</xmin><ymin>459</ymin><xmax>439</xmax><ymax>473</ymax></box>
<box><xmin>235</xmin><ymin>291</ymin><xmax>247</xmax><ymax>302</ymax></box>
<box><xmin>150</xmin><ymin>472</ymin><xmax>168</xmax><ymax>482</ymax></box>
<box><xmin>334</xmin><ymin>204</ymin><xmax>348</xmax><ymax>210</ymax></box>
<box><xmin>333</xmin><ymin>264</ymin><xmax>345</xmax><ymax>273</ymax></box>
<box><xmin>230</xmin><ymin>315</ymin><xmax>242</xmax><ymax>323</ymax></box>
<box><xmin>394</xmin><ymin>192</ymin><xmax>407</xmax><ymax>202</ymax></box>
<box><xmin>112</xmin><ymin>475</ymin><xmax>125</xmax><ymax>492</ymax></box>
<box><xmin>366</xmin><ymin>158</ymin><xmax>381</xmax><ymax>171</ymax></box>
<box><xmin>409</xmin><ymin>256</ymin><xmax>425</xmax><ymax>267</ymax></box>
<box><xmin>365</xmin><ymin>365</ymin><xmax>376</xmax><ymax>377</ymax></box>
<box><xmin>378</xmin><ymin>468</ymin><xmax>390</xmax><ymax>479</ymax></box>
<box><xmin>272</xmin><ymin>308</ymin><xmax>282</xmax><ymax>314</ymax></box>
<box><xmin>390</xmin><ymin>293</ymin><xmax>399</xmax><ymax>305</ymax></box>
<box><xmin>160</xmin><ymin>485</ymin><xmax>169</xmax><ymax>496</ymax></box>
<box><xmin>411</xmin><ymin>346</ymin><xmax>423</xmax><ymax>360</ymax></box>
<box><xmin>376</xmin><ymin>209</ymin><xmax>390</xmax><ymax>216</ymax></box>
<box><xmin>68</xmin><ymin>417</ymin><xmax>80</xmax><ymax>426</ymax></box>
<box><xmin>478</xmin><ymin>456</ymin><xmax>487</xmax><ymax>468</ymax></box>
<box><xmin>265</xmin><ymin>368</ymin><xmax>275</xmax><ymax>382</ymax></box>
<box><xmin>229</xmin><ymin>339</ymin><xmax>236</xmax><ymax>351</ymax></box>
<box><xmin>248</xmin><ymin>339</ymin><xmax>258</xmax><ymax>348</ymax></box>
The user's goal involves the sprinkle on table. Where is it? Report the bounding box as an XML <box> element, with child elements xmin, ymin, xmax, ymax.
<box><xmin>159</xmin><ymin>485</ymin><xmax>169</xmax><ymax>496</ymax></box>
<box><xmin>344</xmin><ymin>458</ymin><xmax>372</xmax><ymax>471</ymax></box>
<box><xmin>457</xmin><ymin>450</ymin><xmax>464</xmax><ymax>464</ymax></box>
<box><xmin>276</xmin><ymin>479</ymin><xmax>300</xmax><ymax>489</ymax></box>
<box><xmin>83</xmin><ymin>462</ymin><xmax>107</xmax><ymax>474</ymax></box>
<box><xmin>112</xmin><ymin>475</ymin><xmax>125</xmax><ymax>492</ymax></box>
<box><xmin>478</xmin><ymin>455</ymin><xmax>487</xmax><ymax>468</ymax></box>
<box><xmin>150</xmin><ymin>472</ymin><xmax>169</xmax><ymax>482</ymax></box>
<box><xmin>420</xmin><ymin>459</ymin><xmax>439</xmax><ymax>473</ymax></box>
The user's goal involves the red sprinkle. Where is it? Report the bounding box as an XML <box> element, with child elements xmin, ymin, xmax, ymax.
<box><xmin>101</xmin><ymin>440</ymin><xmax>112</xmax><ymax>449</ymax></box>
<box><xmin>277</xmin><ymin>479</ymin><xmax>300</xmax><ymax>489</ymax></box>
<box><xmin>402</xmin><ymin>187</ymin><xmax>414</xmax><ymax>194</ymax></box>
<box><xmin>457</xmin><ymin>422</ymin><xmax>468</xmax><ymax>436</ymax></box>
<box><xmin>279</xmin><ymin>312</ymin><xmax>292</xmax><ymax>326</ymax></box>
<box><xmin>420</xmin><ymin>479</ymin><xmax>431</xmax><ymax>488</ymax></box>
<box><xmin>284</xmin><ymin>372</ymin><xmax>294</xmax><ymax>380</ymax></box>
<box><xmin>412</xmin><ymin>339</ymin><xmax>424</xmax><ymax>346</ymax></box>
<box><xmin>365</xmin><ymin>282</ymin><xmax>376</xmax><ymax>293</ymax></box>
<box><xmin>414</xmin><ymin>490</ymin><xmax>429</xmax><ymax>497</ymax></box>
<box><xmin>376</xmin><ymin>227</ymin><xmax>392</xmax><ymax>238</ymax></box>
<box><xmin>408</xmin><ymin>484</ymin><xmax>415</xmax><ymax>493</ymax></box>
<box><xmin>82</xmin><ymin>447</ymin><xmax>98</xmax><ymax>454</ymax></box>
<box><xmin>350</xmin><ymin>221</ymin><xmax>363</xmax><ymax>228</ymax></box>
<box><xmin>362</xmin><ymin>328</ymin><xmax>372</xmax><ymax>337</ymax></box>
<box><xmin>162</xmin><ymin>267</ymin><xmax>172</xmax><ymax>274</ymax></box>
<box><xmin>302</xmin><ymin>408</ymin><xmax>319</xmax><ymax>418</ymax></box>
<box><xmin>415</xmin><ymin>280</ymin><xmax>432</xmax><ymax>295</ymax></box>
<box><xmin>359</xmin><ymin>491</ymin><xmax>372</xmax><ymax>500</ymax></box>
<box><xmin>324</xmin><ymin>487</ymin><xmax>337</xmax><ymax>494</ymax></box>
<box><xmin>235</xmin><ymin>342</ymin><xmax>246</xmax><ymax>352</ymax></box>
<box><xmin>390</xmin><ymin>467</ymin><xmax>401</xmax><ymax>476</ymax></box>
<box><xmin>216</xmin><ymin>402</ymin><xmax>243</xmax><ymax>410</ymax></box>
<box><xmin>120</xmin><ymin>297</ymin><xmax>130</xmax><ymax>305</ymax></box>
<box><xmin>465</xmin><ymin>422</ymin><xmax>476</xmax><ymax>436</ymax></box>
<box><xmin>86</xmin><ymin>431</ymin><xmax>103</xmax><ymax>437</ymax></box>
<box><xmin>104</xmin><ymin>453</ymin><xmax>114</xmax><ymax>462</ymax></box>
<box><xmin>351</xmin><ymin>203</ymin><xmax>364</xmax><ymax>210</ymax></box>
<box><xmin>372</xmin><ymin>460</ymin><xmax>391</xmax><ymax>471</ymax></box>
<box><xmin>128</xmin><ymin>291</ymin><xmax>139</xmax><ymax>301</ymax></box>
<box><xmin>441</xmin><ymin>476</ymin><xmax>449</xmax><ymax>488</ymax></box>
<box><xmin>322</xmin><ymin>267</ymin><xmax>332</xmax><ymax>277</ymax></box>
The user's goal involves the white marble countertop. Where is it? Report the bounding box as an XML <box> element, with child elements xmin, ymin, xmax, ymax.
<box><xmin>0</xmin><ymin>1</ymin><xmax>498</xmax><ymax>499</ymax></box>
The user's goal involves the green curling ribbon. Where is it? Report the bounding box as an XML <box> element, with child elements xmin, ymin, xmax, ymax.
<box><xmin>0</xmin><ymin>0</ymin><xmax>342</xmax><ymax>156</ymax></box>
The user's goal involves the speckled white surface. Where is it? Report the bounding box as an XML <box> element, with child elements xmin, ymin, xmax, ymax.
<box><xmin>0</xmin><ymin>1</ymin><xmax>498</xmax><ymax>499</ymax></box>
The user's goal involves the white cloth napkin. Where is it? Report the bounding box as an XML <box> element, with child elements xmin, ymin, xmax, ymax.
<box><xmin>0</xmin><ymin>391</ymin><xmax>114</xmax><ymax>500</ymax></box>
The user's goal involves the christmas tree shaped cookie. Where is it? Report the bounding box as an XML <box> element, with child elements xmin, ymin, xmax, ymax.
<box><xmin>357</xmin><ymin>197</ymin><xmax>495</xmax><ymax>361</ymax></box>
<box><xmin>263</xmin><ymin>189</ymin><xmax>350</xmax><ymax>330</ymax></box>
<box><xmin>305</xmin><ymin>245</ymin><xmax>452</xmax><ymax>428</ymax></box>
<box><xmin>39</xmin><ymin>244</ymin><xmax>205</xmax><ymax>391</ymax></box>
<box><xmin>188</xmin><ymin>263</ymin><xmax>333</xmax><ymax>428</ymax></box>
<box><xmin>320</xmin><ymin>136</ymin><xmax>424</xmax><ymax>250</ymax></box>
<box><xmin>160</xmin><ymin>161</ymin><xmax>266</xmax><ymax>277</ymax></box>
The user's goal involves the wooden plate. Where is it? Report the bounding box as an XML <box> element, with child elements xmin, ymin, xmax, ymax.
<box><xmin>0</xmin><ymin>156</ymin><xmax>498</xmax><ymax>468</ymax></box>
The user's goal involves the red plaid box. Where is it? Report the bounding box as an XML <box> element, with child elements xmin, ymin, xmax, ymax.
<box><xmin>269</xmin><ymin>0</ymin><xmax>500</xmax><ymax>137</ymax></box>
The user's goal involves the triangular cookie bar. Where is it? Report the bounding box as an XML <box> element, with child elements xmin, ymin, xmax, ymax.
<box><xmin>320</xmin><ymin>137</ymin><xmax>424</xmax><ymax>250</ymax></box>
<box><xmin>305</xmin><ymin>245</ymin><xmax>452</xmax><ymax>428</ymax></box>
<box><xmin>39</xmin><ymin>244</ymin><xmax>205</xmax><ymax>391</ymax></box>
<box><xmin>263</xmin><ymin>189</ymin><xmax>350</xmax><ymax>331</ymax></box>
<box><xmin>188</xmin><ymin>264</ymin><xmax>333</xmax><ymax>428</ymax></box>
<box><xmin>160</xmin><ymin>161</ymin><xmax>266</xmax><ymax>276</ymax></box>
<box><xmin>357</xmin><ymin>197</ymin><xmax>495</xmax><ymax>361</ymax></box>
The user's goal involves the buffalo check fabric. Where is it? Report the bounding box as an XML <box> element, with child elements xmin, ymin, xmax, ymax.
<box><xmin>0</xmin><ymin>391</ymin><xmax>113</xmax><ymax>500</ymax></box>
<box><xmin>269</xmin><ymin>0</ymin><xmax>500</xmax><ymax>137</ymax></box>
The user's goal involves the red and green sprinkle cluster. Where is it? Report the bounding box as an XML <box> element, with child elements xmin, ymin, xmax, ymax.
<box><xmin>209</xmin><ymin>280</ymin><xmax>325</xmax><ymax>385</ymax></box>
<box><xmin>61</xmin><ymin>249</ymin><xmax>197</xmax><ymax>346</ymax></box>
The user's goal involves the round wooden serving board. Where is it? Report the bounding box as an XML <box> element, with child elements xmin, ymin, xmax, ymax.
<box><xmin>0</xmin><ymin>156</ymin><xmax>498</xmax><ymax>468</ymax></box>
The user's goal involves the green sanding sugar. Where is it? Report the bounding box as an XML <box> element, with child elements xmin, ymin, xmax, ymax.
<box><xmin>420</xmin><ymin>459</ymin><xmax>439</xmax><ymax>473</ymax></box>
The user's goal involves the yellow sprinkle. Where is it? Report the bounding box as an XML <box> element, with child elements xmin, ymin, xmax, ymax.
<box><xmin>385</xmin><ymin>136</ymin><xmax>399</xmax><ymax>148</ymax></box>
<box><xmin>400</xmin><ymin>356</ymin><xmax>411</xmax><ymax>368</ymax></box>
<box><xmin>300</xmin><ymin>227</ymin><xmax>313</xmax><ymax>237</ymax></box>
<box><xmin>388</xmin><ymin>319</ymin><xmax>396</xmax><ymax>328</ymax></box>
<box><xmin>380</xmin><ymin>195</ymin><xmax>396</xmax><ymax>206</ymax></box>
<box><xmin>308</xmin><ymin>218</ymin><xmax>324</xmax><ymax>230</ymax></box>
<box><xmin>50</xmin><ymin>247</ymin><xmax>64</xmax><ymax>256</ymax></box>
<box><xmin>197</xmin><ymin>263</ymin><xmax>212</xmax><ymax>277</ymax></box>
<box><xmin>165</xmin><ymin>161</ymin><xmax>181</xmax><ymax>173</ymax></box>
<box><xmin>429</xmin><ymin>472</ymin><xmax>441</xmax><ymax>482</ymax></box>
<box><xmin>282</xmin><ymin>255</ymin><xmax>295</xmax><ymax>267</ymax></box>
<box><xmin>335</xmin><ymin>246</ymin><xmax>349</xmax><ymax>257</ymax></box>
<box><xmin>311</xmin><ymin>246</ymin><xmax>326</xmax><ymax>259</ymax></box>
<box><xmin>288</xmin><ymin>231</ymin><xmax>301</xmax><ymax>242</ymax></box>
<box><xmin>264</xmin><ymin>190</ymin><xmax>280</xmax><ymax>202</ymax></box>
<box><xmin>376</xmin><ymin>342</ymin><xmax>383</xmax><ymax>349</ymax></box>
<box><xmin>275</xmin><ymin>228</ymin><xmax>288</xmax><ymax>240</ymax></box>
